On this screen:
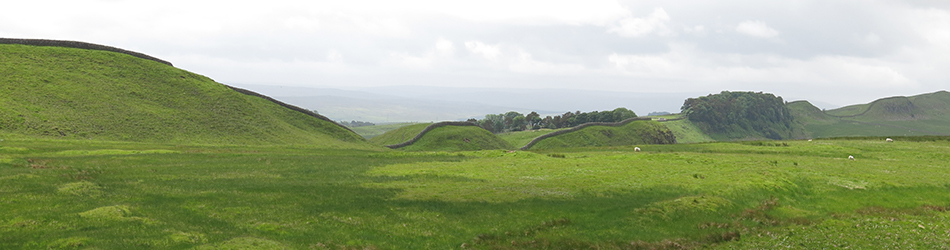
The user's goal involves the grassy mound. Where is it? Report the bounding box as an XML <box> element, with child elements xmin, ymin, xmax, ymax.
<box><xmin>368</xmin><ymin>123</ymin><xmax>431</xmax><ymax>145</ymax></box>
<box><xmin>0</xmin><ymin>44</ymin><xmax>365</xmax><ymax>146</ymax></box>
<box><xmin>527</xmin><ymin>119</ymin><xmax>676</xmax><ymax>150</ymax></box>
<box><xmin>497</xmin><ymin>128</ymin><xmax>567</xmax><ymax>149</ymax></box>
<box><xmin>350</xmin><ymin>122</ymin><xmax>418</xmax><ymax>139</ymax></box>
<box><xmin>398</xmin><ymin>125</ymin><xmax>513</xmax><ymax>151</ymax></box>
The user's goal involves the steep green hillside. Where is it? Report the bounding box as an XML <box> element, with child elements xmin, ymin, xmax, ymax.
<box><xmin>0</xmin><ymin>44</ymin><xmax>365</xmax><ymax>146</ymax></box>
<box><xmin>527</xmin><ymin>119</ymin><xmax>676</xmax><ymax>150</ymax></box>
<box><xmin>791</xmin><ymin>91</ymin><xmax>950</xmax><ymax>138</ymax></box>
<box><xmin>397</xmin><ymin>125</ymin><xmax>512</xmax><ymax>151</ymax></box>
<box><xmin>368</xmin><ymin>123</ymin><xmax>431</xmax><ymax>145</ymax></box>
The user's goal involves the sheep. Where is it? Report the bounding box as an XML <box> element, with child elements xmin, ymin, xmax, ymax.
<box><xmin>848</xmin><ymin>155</ymin><xmax>855</xmax><ymax>160</ymax></box>
<box><xmin>634</xmin><ymin>147</ymin><xmax>641</xmax><ymax>152</ymax></box>
<box><xmin>886</xmin><ymin>138</ymin><xmax>893</xmax><ymax>142</ymax></box>
<box><xmin>808</xmin><ymin>139</ymin><xmax>813</xmax><ymax>142</ymax></box>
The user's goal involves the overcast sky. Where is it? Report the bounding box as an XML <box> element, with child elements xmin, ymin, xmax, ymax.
<box><xmin>3</xmin><ymin>0</ymin><xmax>948</xmax><ymax>108</ymax></box>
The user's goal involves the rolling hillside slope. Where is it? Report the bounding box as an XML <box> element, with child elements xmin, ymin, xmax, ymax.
<box><xmin>0</xmin><ymin>43</ymin><xmax>365</xmax><ymax>146</ymax></box>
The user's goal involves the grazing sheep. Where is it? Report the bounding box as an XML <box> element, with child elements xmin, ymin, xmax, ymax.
<box><xmin>848</xmin><ymin>155</ymin><xmax>855</xmax><ymax>160</ymax></box>
<box><xmin>886</xmin><ymin>138</ymin><xmax>893</xmax><ymax>142</ymax></box>
<box><xmin>808</xmin><ymin>139</ymin><xmax>813</xmax><ymax>142</ymax></box>
<box><xmin>634</xmin><ymin>147</ymin><xmax>641</xmax><ymax>152</ymax></box>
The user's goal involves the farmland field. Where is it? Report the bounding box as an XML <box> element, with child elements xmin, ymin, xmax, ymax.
<box><xmin>3</xmin><ymin>137</ymin><xmax>950</xmax><ymax>249</ymax></box>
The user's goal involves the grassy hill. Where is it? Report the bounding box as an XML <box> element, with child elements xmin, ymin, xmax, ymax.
<box><xmin>397</xmin><ymin>125</ymin><xmax>513</xmax><ymax>151</ymax></box>
<box><xmin>368</xmin><ymin>123</ymin><xmax>431</xmax><ymax>145</ymax></box>
<box><xmin>349</xmin><ymin>123</ymin><xmax>418</xmax><ymax>139</ymax></box>
<box><xmin>659</xmin><ymin>118</ymin><xmax>715</xmax><ymax>144</ymax></box>
<box><xmin>0</xmin><ymin>43</ymin><xmax>365</xmax><ymax>146</ymax></box>
<box><xmin>790</xmin><ymin>91</ymin><xmax>950</xmax><ymax>138</ymax></box>
<box><xmin>496</xmin><ymin>128</ymin><xmax>567</xmax><ymax>149</ymax></box>
<box><xmin>526</xmin><ymin>119</ymin><xmax>676</xmax><ymax>150</ymax></box>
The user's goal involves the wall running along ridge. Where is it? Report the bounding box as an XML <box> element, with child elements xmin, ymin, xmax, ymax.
<box><xmin>385</xmin><ymin>121</ymin><xmax>480</xmax><ymax>149</ymax></box>
<box><xmin>520</xmin><ymin>117</ymin><xmax>661</xmax><ymax>150</ymax></box>
<box><xmin>0</xmin><ymin>38</ymin><xmax>173</xmax><ymax>66</ymax></box>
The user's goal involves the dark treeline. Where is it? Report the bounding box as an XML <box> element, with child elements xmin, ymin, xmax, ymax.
<box><xmin>339</xmin><ymin>121</ymin><xmax>375</xmax><ymax>127</ymax></box>
<box><xmin>469</xmin><ymin>108</ymin><xmax>637</xmax><ymax>134</ymax></box>
<box><xmin>681</xmin><ymin>91</ymin><xmax>793</xmax><ymax>139</ymax></box>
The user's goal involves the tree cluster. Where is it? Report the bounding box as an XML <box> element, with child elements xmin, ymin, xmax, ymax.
<box><xmin>470</xmin><ymin>108</ymin><xmax>637</xmax><ymax>134</ymax></box>
<box><xmin>339</xmin><ymin>120</ymin><xmax>375</xmax><ymax>127</ymax></box>
<box><xmin>681</xmin><ymin>91</ymin><xmax>793</xmax><ymax>139</ymax></box>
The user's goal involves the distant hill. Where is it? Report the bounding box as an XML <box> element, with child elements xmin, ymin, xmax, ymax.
<box><xmin>789</xmin><ymin>91</ymin><xmax>950</xmax><ymax>138</ymax></box>
<box><xmin>681</xmin><ymin>91</ymin><xmax>805</xmax><ymax>141</ymax></box>
<box><xmin>0</xmin><ymin>42</ymin><xmax>365</xmax><ymax>146</ymax></box>
<box><xmin>524</xmin><ymin>119</ymin><xmax>676</xmax><ymax>150</ymax></box>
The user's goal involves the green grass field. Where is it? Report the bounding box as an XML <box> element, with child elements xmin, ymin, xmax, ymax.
<box><xmin>7</xmin><ymin>137</ymin><xmax>950</xmax><ymax>249</ymax></box>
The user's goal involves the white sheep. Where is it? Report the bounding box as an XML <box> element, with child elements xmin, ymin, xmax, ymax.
<box><xmin>848</xmin><ymin>155</ymin><xmax>855</xmax><ymax>160</ymax></box>
<box><xmin>886</xmin><ymin>138</ymin><xmax>893</xmax><ymax>142</ymax></box>
<box><xmin>634</xmin><ymin>147</ymin><xmax>641</xmax><ymax>152</ymax></box>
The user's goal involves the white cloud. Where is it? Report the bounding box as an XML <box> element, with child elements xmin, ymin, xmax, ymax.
<box><xmin>607</xmin><ymin>43</ymin><xmax>916</xmax><ymax>93</ymax></box>
<box><xmin>327</xmin><ymin>50</ymin><xmax>343</xmax><ymax>62</ymax></box>
<box><xmin>509</xmin><ymin>51</ymin><xmax>585</xmax><ymax>75</ymax></box>
<box><xmin>435</xmin><ymin>38</ymin><xmax>455</xmax><ymax>56</ymax></box>
<box><xmin>465</xmin><ymin>41</ymin><xmax>502</xmax><ymax>61</ymax></box>
<box><xmin>735</xmin><ymin>20</ymin><xmax>779</xmax><ymax>38</ymax></box>
<box><xmin>683</xmin><ymin>25</ymin><xmax>707</xmax><ymax>36</ymax></box>
<box><xmin>608</xmin><ymin>8</ymin><xmax>672</xmax><ymax>37</ymax></box>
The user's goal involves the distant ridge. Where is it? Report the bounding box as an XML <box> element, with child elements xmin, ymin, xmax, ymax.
<box><xmin>789</xmin><ymin>90</ymin><xmax>950</xmax><ymax>138</ymax></box>
<box><xmin>0</xmin><ymin>38</ymin><xmax>173</xmax><ymax>66</ymax></box>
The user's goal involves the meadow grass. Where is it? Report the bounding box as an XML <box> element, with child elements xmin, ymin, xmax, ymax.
<box><xmin>3</xmin><ymin>138</ymin><xmax>950</xmax><ymax>249</ymax></box>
